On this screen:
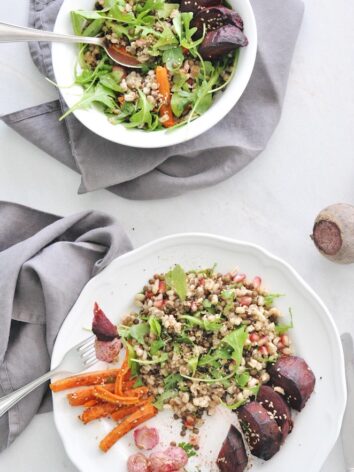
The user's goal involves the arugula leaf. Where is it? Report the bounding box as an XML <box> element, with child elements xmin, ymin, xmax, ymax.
<box><xmin>60</xmin><ymin>84</ymin><xmax>116</xmax><ymax>120</ymax></box>
<box><xmin>122</xmin><ymin>340</ymin><xmax>139</xmax><ymax>376</ymax></box>
<box><xmin>249</xmin><ymin>384</ymin><xmax>260</xmax><ymax>397</ymax></box>
<box><xmin>99</xmin><ymin>73</ymin><xmax>124</xmax><ymax>92</ymax></box>
<box><xmin>180</xmin><ymin>368</ymin><xmax>236</xmax><ymax>383</ymax></box>
<box><xmin>152</xmin><ymin>24</ymin><xmax>178</xmax><ymax>51</ymax></box>
<box><xmin>132</xmin><ymin>353</ymin><xmax>169</xmax><ymax>365</ymax></box>
<box><xmin>235</xmin><ymin>371</ymin><xmax>250</xmax><ymax>388</ymax></box>
<box><xmin>165</xmin><ymin>264</ymin><xmax>187</xmax><ymax>301</ymax></box>
<box><xmin>150</xmin><ymin>338</ymin><xmax>164</xmax><ymax>355</ymax></box>
<box><xmin>133</xmin><ymin>377</ymin><xmax>144</xmax><ymax>388</ymax></box>
<box><xmin>264</xmin><ymin>293</ymin><xmax>284</xmax><ymax>307</ymax></box>
<box><xmin>178</xmin><ymin>442</ymin><xmax>197</xmax><ymax>458</ymax></box>
<box><xmin>275</xmin><ymin>308</ymin><xmax>294</xmax><ymax>335</ymax></box>
<box><xmin>158</xmin><ymin>3</ymin><xmax>179</xmax><ymax>18</ymax></box>
<box><xmin>163</xmin><ymin>47</ymin><xmax>184</xmax><ymax>71</ymax></box>
<box><xmin>83</xmin><ymin>18</ymin><xmax>105</xmax><ymax>37</ymax></box>
<box><xmin>148</xmin><ymin>316</ymin><xmax>162</xmax><ymax>337</ymax></box>
<box><xmin>129</xmin><ymin>322</ymin><xmax>150</xmax><ymax>344</ymax></box>
<box><xmin>180</xmin><ymin>315</ymin><xmax>221</xmax><ymax>332</ymax></box>
<box><xmin>164</xmin><ymin>373</ymin><xmax>183</xmax><ymax>390</ymax></box>
<box><xmin>126</xmin><ymin>90</ymin><xmax>154</xmax><ymax>129</ymax></box>
<box><xmin>110</xmin><ymin>5</ymin><xmax>136</xmax><ymax>23</ymax></box>
<box><xmin>222</xmin><ymin>326</ymin><xmax>248</xmax><ymax>364</ymax></box>
<box><xmin>153</xmin><ymin>390</ymin><xmax>178</xmax><ymax>410</ymax></box>
<box><xmin>188</xmin><ymin>355</ymin><xmax>199</xmax><ymax>376</ymax></box>
<box><xmin>222</xmin><ymin>398</ymin><xmax>246</xmax><ymax>410</ymax></box>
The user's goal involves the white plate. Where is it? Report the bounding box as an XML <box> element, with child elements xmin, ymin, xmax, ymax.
<box><xmin>52</xmin><ymin>0</ymin><xmax>257</xmax><ymax>148</ymax></box>
<box><xmin>51</xmin><ymin>233</ymin><xmax>346</xmax><ymax>472</ymax></box>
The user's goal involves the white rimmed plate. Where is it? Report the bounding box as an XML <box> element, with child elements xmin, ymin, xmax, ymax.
<box><xmin>51</xmin><ymin>233</ymin><xmax>346</xmax><ymax>471</ymax></box>
<box><xmin>52</xmin><ymin>0</ymin><xmax>257</xmax><ymax>148</ymax></box>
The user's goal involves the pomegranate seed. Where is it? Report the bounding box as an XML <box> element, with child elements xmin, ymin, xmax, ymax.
<box><xmin>253</xmin><ymin>276</ymin><xmax>262</xmax><ymax>289</ymax></box>
<box><xmin>277</xmin><ymin>342</ymin><xmax>284</xmax><ymax>349</ymax></box>
<box><xmin>145</xmin><ymin>290</ymin><xmax>153</xmax><ymax>299</ymax></box>
<box><xmin>258</xmin><ymin>336</ymin><xmax>268</xmax><ymax>346</ymax></box>
<box><xmin>234</xmin><ymin>273</ymin><xmax>246</xmax><ymax>283</ymax></box>
<box><xmin>249</xmin><ymin>333</ymin><xmax>259</xmax><ymax>342</ymax></box>
<box><xmin>199</xmin><ymin>278</ymin><xmax>205</xmax><ymax>286</ymax></box>
<box><xmin>159</xmin><ymin>281</ymin><xmax>166</xmax><ymax>293</ymax></box>
<box><xmin>258</xmin><ymin>346</ymin><xmax>268</xmax><ymax>356</ymax></box>
<box><xmin>239</xmin><ymin>296</ymin><xmax>252</xmax><ymax>306</ymax></box>
<box><xmin>184</xmin><ymin>416</ymin><xmax>196</xmax><ymax>428</ymax></box>
<box><xmin>154</xmin><ymin>300</ymin><xmax>165</xmax><ymax>308</ymax></box>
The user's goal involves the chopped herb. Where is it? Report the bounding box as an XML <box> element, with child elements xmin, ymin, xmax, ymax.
<box><xmin>221</xmin><ymin>398</ymin><xmax>246</xmax><ymax>410</ymax></box>
<box><xmin>235</xmin><ymin>371</ymin><xmax>250</xmax><ymax>388</ymax></box>
<box><xmin>264</xmin><ymin>293</ymin><xmax>284</xmax><ymax>307</ymax></box>
<box><xmin>165</xmin><ymin>264</ymin><xmax>187</xmax><ymax>301</ymax></box>
<box><xmin>150</xmin><ymin>338</ymin><xmax>165</xmax><ymax>355</ymax></box>
<box><xmin>131</xmin><ymin>353</ymin><xmax>169</xmax><ymax>365</ymax></box>
<box><xmin>129</xmin><ymin>322</ymin><xmax>150</xmax><ymax>344</ymax></box>
<box><xmin>133</xmin><ymin>377</ymin><xmax>144</xmax><ymax>388</ymax></box>
<box><xmin>148</xmin><ymin>316</ymin><xmax>162</xmax><ymax>337</ymax></box>
<box><xmin>153</xmin><ymin>390</ymin><xmax>178</xmax><ymax>410</ymax></box>
<box><xmin>222</xmin><ymin>326</ymin><xmax>248</xmax><ymax>364</ymax></box>
<box><xmin>178</xmin><ymin>442</ymin><xmax>197</xmax><ymax>458</ymax></box>
<box><xmin>275</xmin><ymin>308</ymin><xmax>294</xmax><ymax>335</ymax></box>
<box><xmin>164</xmin><ymin>373</ymin><xmax>183</xmax><ymax>390</ymax></box>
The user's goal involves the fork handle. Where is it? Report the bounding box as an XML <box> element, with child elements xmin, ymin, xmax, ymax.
<box><xmin>0</xmin><ymin>21</ymin><xmax>102</xmax><ymax>45</ymax></box>
<box><xmin>0</xmin><ymin>369</ymin><xmax>60</xmax><ymax>418</ymax></box>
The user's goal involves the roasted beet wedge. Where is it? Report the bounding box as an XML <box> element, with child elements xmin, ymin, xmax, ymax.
<box><xmin>237</xmin><ymin>402</ymin><xmax>281</xmax><ymax>461</ymax></box>
<box><xmin>92</xmin><ymin>302</ymin><xmax>118</xmax><ymax>341</ymax></box>
<box><xmin>199</xmin><ymin>24</ymin><xmax>248</xmax><ymax>60</ymax></box>
<box><xmin>216</xmin><ymin>425</ymin><xmax>248</xmax><ymax>472</ymax></box>
<box><xmin>192</xmin><ymin>6</ymin><xmax>244</xmax><ymax>38</ymax></box>
<box><xmin>180</xmin><ymin>0</ymin><xmax>220</xmax><ymax>14</ymax></box>
<box><xmin>257</xmin><ymin>385</ymin><xmax>293</xmax><ymax>443</ymax></box>
<box><xmin>268</xmin><ymin>356</ymin><xmax>316</xmax><ymax>411</ymax></box>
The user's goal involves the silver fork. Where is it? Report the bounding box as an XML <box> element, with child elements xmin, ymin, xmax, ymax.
<box><xmin>0</xmin><ymin>335</ymin><xmax>96</xmax><ymax>418</ymax></box>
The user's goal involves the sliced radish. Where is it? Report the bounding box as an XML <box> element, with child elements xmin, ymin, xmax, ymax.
<box><xmin>134</xmin><ymin>426</ymin><xmax>159</xmax><ymax>450</ymax></box>
<box><xmin>127</xmin><ymin>453</ymin><xmax>149</xmax><ymax>472</ymax></box>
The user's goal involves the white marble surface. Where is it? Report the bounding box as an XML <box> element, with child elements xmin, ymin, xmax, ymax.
<box><xmin>0</xmin><ymin>0</ymin><xmax>353</xmax><ymax>470</ymax></box>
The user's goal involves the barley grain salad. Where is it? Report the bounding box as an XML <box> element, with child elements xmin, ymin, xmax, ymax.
<box><xmin>62</xmin><ymin>0</ymin><xmax>249</xmax><ymax>129</ymax></box>
<box><xmin>120</xmin><ymin>265</ymin><xmax>294</xmax><ymax>431</ymax></box>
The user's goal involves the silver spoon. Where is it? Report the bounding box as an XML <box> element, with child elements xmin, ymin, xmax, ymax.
<box><xmin>0</xmin><ymin>21</ymin><xmax>142</xmax><ymax>69</ymax></box>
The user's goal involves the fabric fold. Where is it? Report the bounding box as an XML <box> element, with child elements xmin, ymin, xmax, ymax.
<box><xmin>0</xmin><ymin>201</ymin><xmax>132</xmax><ymax>451</ymax></box>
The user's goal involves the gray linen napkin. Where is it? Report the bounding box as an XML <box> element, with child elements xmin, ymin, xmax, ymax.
<box><xmin>1</xmin><ymin>0</ymin><xmax>304</xmax><ymax>200</ymax></box>
<box><xmin>0</xmin><ymin>201</ymin><xmax>132</xmax><ymax>451</ymax></box>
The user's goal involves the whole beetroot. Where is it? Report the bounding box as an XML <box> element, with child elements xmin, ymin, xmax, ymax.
<box><xmin>311</xmin><ymin>203</ymin><xmax>354</xmax><ymax>263</ymax></box>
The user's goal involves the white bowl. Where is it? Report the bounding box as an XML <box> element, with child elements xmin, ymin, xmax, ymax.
<box><xmin>52</xmin><ymin>0</ymin><xmax>257</xmax><ymax>148</ymax></box>
<box><xmin>51</xmin><ymin>233</ymin><xmax>346</xmax><ymax>472</ymax></box>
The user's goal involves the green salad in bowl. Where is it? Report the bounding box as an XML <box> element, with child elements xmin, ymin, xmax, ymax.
<box><xmin>62</xmin><ymin>0</ymin><xmax>249</xmax><ymax>131</ymax></box>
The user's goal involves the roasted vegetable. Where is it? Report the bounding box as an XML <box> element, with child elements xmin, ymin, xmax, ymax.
<box><xmin>268</xmin><ymin>356</ymin><xmax>316</xmax><ymax>411</ymax></box>
<box><xmin>311</xmin><ymin>203</ymin><xmax>354</xmax><ymax>264</ymax></box>
<box><xmin>199</xmin><ymin>24</ymin><xmax>248</xmax><ymax>60</ymax></box>
<box><xmin>180</xmin><ymin>0</ymin><xmax>220</xmax><ymax>14</ymax></box>
<box><xmin>237</xmin><ymin>402</ymin><xmax>281</xmax><ymax>461</ymax></box>
<box><xmin>92</xmin><ymin>302</ymin><xmax>118</xmax><ymax>341</ymax></box>
<box><xmin>216</xmin><ymin>425</ymin><xmax>248</xmax><ymax>472</ymax></box>
<box><xmin>192</xmin><ymin>6</ymin><xmax>244</xmax><ymax>38</ymax></box>
<box><xmin>257</xmin><ymin>385</ymin><xmax>293</xmax><ymax>442</ymax></box>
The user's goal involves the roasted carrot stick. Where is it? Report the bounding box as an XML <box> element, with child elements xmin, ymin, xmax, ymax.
<box><xmin>50</xmin><ymin>369</ymin><xmax>119</xmax><ymax>392</ymax></box>
<box><xmin>111</xmin><ymin>397</ymin><xmax>152</xmax><ymax>422</ymax></box>
<box><xmin>123</xmin><ymin>379</ymin><xmax>136</xmax><ymax>390</ymax></box>
<box><xmin>115</xmin><ymin>351</ymin><xmax>129</xmax><ymax>395</ymax></box>
<box><xmin>99</xmin><ymin>403</ymin><xmax>158</xmax><ymax>452</ymax></box>
<box><xmin>83</xmin><ymin>399</ymin><xmax>99</xmax><ymax>408</ymax></box>
<box><xmin>123</xmin><ymin>386</ymin><xmax>149</xmax><ymax>398</ymax></box>
<box><xmin>81</xmin><ymin>402</ymin><xmax>119</xmax><ymax>424</ymax></box>
<box><xmin>67</xmin><ymin>384</ymin><xmax>115</xmax><ymax>406</ymax></box>
<box><xmin>93</xmin><ymin>386</ymin><xmax>140</xmax><ymax>405</ymax></box>
<box><xmin>155</xmin><ymin>66</ymin><xmax>175</xmax><ymax>128</ymax></box>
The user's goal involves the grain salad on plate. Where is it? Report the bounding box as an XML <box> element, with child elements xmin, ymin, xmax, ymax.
<box><xmin>51</xmin><ymin>264</ymin><xmax>315</xmax><ymax>471</ymax></box>
<box><xmin>61</xmin><ymin>0</ymin><xmax>249</xmax><ymax>130</ymax></box>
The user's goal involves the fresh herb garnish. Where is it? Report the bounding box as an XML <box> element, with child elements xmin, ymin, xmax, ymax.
<box><xmin>153</xmin><ymin>390</ymin><xmax>178</xmax><ymax>410</ymax></box>
<box><xmin>165</xmin><ymin>264</ymin><xmax>187</xmax><ymax>301</ymax></box>
<box><xmin>222</xmin><ymin>326</ymin><xmax>248</xmax><ymax>364</ymax></box>
<box><xmin>264</xmin><ymin>293</ymin><xmax>284</xmax><ymax>307</ymax></box>
<box><xmin>178</xmin><ymin>442</ymin><xmax>197</xmax><ymax>458</ymax></box>
<box><xmin>275</xmin><ymin>308</ymin><xmax>294</xmax><ymax>335</ymax></box>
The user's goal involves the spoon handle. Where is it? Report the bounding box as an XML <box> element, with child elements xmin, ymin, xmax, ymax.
<box><xmin>0</xmin><ymin>21</ymin><xmax>102</xmax><ymax>46</ymax></box>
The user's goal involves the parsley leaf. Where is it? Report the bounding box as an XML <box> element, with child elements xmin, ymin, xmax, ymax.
<box><xmin>222</xmin><ymin>326</ymin><xmax>248</xmax><ymax>364</ymax></box>
<box><xmin>165</xmin><ymin>264</ymin><xmax>187</xmax><ymax>301</ymax></box>
<box><xmin>178</xmin><ymin>442</ymin><xmax>197</xmax><ymax>458</ymax></box>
